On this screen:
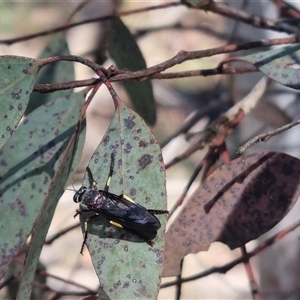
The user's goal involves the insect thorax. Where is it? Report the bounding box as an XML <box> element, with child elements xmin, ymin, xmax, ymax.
<box><xmin>81</xmin><ymin>189</ymin><xmax>107</xmax><ymax>208</ymax></box>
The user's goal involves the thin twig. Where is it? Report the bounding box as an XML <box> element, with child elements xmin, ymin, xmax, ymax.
<box><xmin>187</xmin><ymin>1</ymin><xmax>298</xmax><ymax>34</ymax></box>
<box><xmin>32</xmin><ymin>280</ymin><xmax>96</xmax><ymax>299</ymax></box>
<box><xmin>237</xmin><ymin>117</ymin><xmax>300</xmax><ymax>155</ymax></box>
<box><xmin>175</xmin><ymin>259</ymin><xmax>184</xmax><ymax>300</ymax></box>
<box><xmin>271</xmin><ymin>0</ymin><xmax>300</xmax><ymax>18</ymax></box>
<box><xmin>33</xmin><ymin>78</ymin><xmax>101</xmax><ymax>93</ymax></box>
<box><xmin>110</xmin><ymin>36</ymin><xmax>297</xmax><ymax>82</ymax></box>
<box><xmin>167</xmin><ymin>162</ymin><xmax>203</xmax><ymax>219</ymax></box>
<box><xmin>241</xmin><ymin>245</ymin><xmax>260</xmax><ymax>300</ymax></box>
<box><xmin>161</xmin><ymin>96</ymin><xmax>230</xmax><ymax>149</ymax></box>
<box><xmin>0</xmin><ymin>1</ymin><xmax>297</xmax><ymax>47</ymax></box>
<box><xmin>150</xmin><ymin>66</ymin><xmax>258</xmax><ymax>79</ymax></box>
<box><xmin>32</xmin><ymin>36</ymin><xmax>294</xmax><ymax>95</ymax></box>
<box><xmin>67</xmin><ymin>0</ymin><xmax>94</xmax><ymax>22</ymax></box>
<box><xmin>44</xmin><ymin>223</ymin><xmax>80</xmax><ymax>245</ymax></box>
<box><xmin>0</xmin><ymin>261</ymin><xmax>98</xmax><ymax>295</ymax></box>
<box><xmin>165</xmin><ymin>109</ymin><xmax>244</xmax><ymax>169</ymax></box>
<box><xmin>32</xmin><ymin>66</ymin><xmax>257</xmax><ymax>94</ymax></box>
<box><xmin>37</xmin><ymin>270</ymin><xmax>98</xmax><ymax>294</ymax></box>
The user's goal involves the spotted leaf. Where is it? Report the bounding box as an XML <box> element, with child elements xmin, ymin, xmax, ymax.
<box><xmin>76</xmin><ymin>102</ymin><xmax>167</xmax><ymax>299</ymax></box>
<box><xmin>0</xmin><ymin>56</ymin><xmax>39</xmax><ymax>148</ymax></box>
<box><xmin>163</xmin><ymin>152</ymin><xmax>300</xmax><ymax>276</ymax></box>
<box><xmin>239</xmin><ymin>44</ymin><xmax>300</xmax><ymax>89</ymax></box>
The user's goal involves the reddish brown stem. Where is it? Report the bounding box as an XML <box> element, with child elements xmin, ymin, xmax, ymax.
<box><xmin>241</xmin><ymin>245</ymin><xmax>261</xmax><ymax>300</ymax></box>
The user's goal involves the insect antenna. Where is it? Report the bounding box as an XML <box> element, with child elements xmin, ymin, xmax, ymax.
<box><xmin>86</xmin><ymin>166</ymin><xmax>98</xmax><ymax>189</ymax></box>
<box><xmin>65</xmin><ymin>182</ymin><xmax>77</xmax><ymax>192</ymax></box>
<box><xmin>104</xmin><ymin>152</ymin><xmax>115</xmax><ymax>192</ymax></box>
<box><xmin>147</xmin><ymin>209</ymin><xmax>169</xmax><ymax>214</ymax></box>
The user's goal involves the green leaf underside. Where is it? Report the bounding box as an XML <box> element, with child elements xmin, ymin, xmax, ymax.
<box><xmin>108</xmin><ymin>18</ymin><xmax>156</xmax><ymax>125</ymax></box>
<box><xmin>0</xmin><ymin>90</ymin><xmax>86</xmax><ymax>281</ymax></box>
<box><xmin>163</xmin><ymin>152</ymin><xmax>300</xmax><ymax>276</ymax></box>
<box><xmin>18</xmin><ymin>89</ymin><xmax>86</xmax><ymax>299</ymax></box>
<box><xmin>78</xmin><ymin>102</ymin><xmax>167</xmax><ymax>299</ymax></box>
<box><xmin>240</xmin><ymin>44</ymin><xmax>300</xmax><ymax>89</ymax></box>
<box><xmin>18</xmin><ymin>125</ymin><xmax>84</xmax><ymax>299</ymax></box>
<box><xmin>25</xmin><ymin>33</ymin><xmax>74</xmax><ymax>116</ymax></box>
<box><xmin>0</xmin><ymin>56</ymin><xmax>39</xmax><ymax>149</ymax></box>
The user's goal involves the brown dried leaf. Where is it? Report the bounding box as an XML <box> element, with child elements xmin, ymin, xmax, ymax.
<box><xmin>163</xmin><ymin>152</ymin><xmax>300</xmax><ymax>276</ymax></box>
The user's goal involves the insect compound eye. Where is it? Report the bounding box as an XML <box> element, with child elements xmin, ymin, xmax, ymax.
<box><xmin>73</xmin><ymin>186</ymin><xmax>87</xmax><ymax>203</ymax></box>
<box><xmin>73</xmin><ymin>193</ymin><xmax>80</xmax><ymax>203</ymax></box>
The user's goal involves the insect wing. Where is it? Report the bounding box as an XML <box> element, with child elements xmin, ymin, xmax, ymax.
<box><xmin>98</xmin><ymin>192</ymin><xmax>161</xmax><ymax>240</ymax></box>
<box><xmin>121</xmin><ymin>206</ymin><xmax>161</xmax><ymax>241</ymax></box>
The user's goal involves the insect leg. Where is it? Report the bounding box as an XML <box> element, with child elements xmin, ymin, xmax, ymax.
<box><xmin>147</xmin><ymin>240</ymin><xmax>154</xmax><ymax>247</ymax></box>
<box><xmin>110</xmin><ymin>220</ymin><xmax>123</xmax><ymax>228</ymax></box>
<box><xmin>74</xmin><ymin>207</ymin><xmax>92</xmax><ymax>218</ymax></box>
<box><xmin>147</xmin><ymin>209</ymin><xmax>169</xmax><ymax>214</ymax></box>
<box><xmin>104</xmin><ymin>152</ymin><xmax>115</xmax><ymax>192</ymax></box>
<box><xmin>119</xmin><ymin>194</ymin><xmax>135</xmax><ymax>203</ymax></box>
<box><xmin>109</xmin><ymin>220</ymin><xmax>154</xmax><ymax>246</ymax></box>
<box><xmin>80</xmin><ymin>214</ymin><xmax>100</xmax><ymax>255</ymax></box>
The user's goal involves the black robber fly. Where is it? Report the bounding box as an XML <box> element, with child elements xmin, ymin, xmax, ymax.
<box><xmin>73</xmin><ymin>153</ymin><xmax>168</xmax><ymax>253</ymax></box>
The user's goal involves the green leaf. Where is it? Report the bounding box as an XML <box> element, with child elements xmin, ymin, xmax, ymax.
<box><xmin>239</xmin><ymin>43</ymin><xmax>300</xmax><ymax>89</ymax></box>
<box><xmin>18</xmin><ymin>119</ymin><xmax>84</xmax><ymax>299</ymax></box>
<box><xmin>108</xmin><ymin>18</ymin><xmax>156</xmax><ymax>125</ymax></box>
<box><xmin>0</xmin><ymin>56</ymin><xmax>39</xmax><ymax>148</ymax></box>
<box><xmin>25</xmin><ymin>33</ymin><xmax>75</xmax><ymax>116</ymax></box>
<box><xmin>77</xmin><ymin>102</ymin><xmax>167</xmax><ymax>299</ymax></box>
<box><xmin>0</xmin><ymin>90</ymin><xmax>86</xmax><ymax>282</ymax></box>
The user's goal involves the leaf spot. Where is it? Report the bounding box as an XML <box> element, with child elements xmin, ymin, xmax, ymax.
<box><xmin>129</xmin><ymin>188</ymin><xmax>136</xmax><ymax>197</ymax></box>
<box><xmin>0</xmin><ymin>159</ymin><xmax>7</xmax><ymax>166</ymax></box>
<box><xmin>124</xmin><ymin>142</ymin><xmax>132</xmax><ymax>153</ymax></box>
<box><xmin>138</xmin><ymin>154</ymin><xmax>153</xmax><ymax>169</ymax></box>
<box><xmin>139</xmin><ymin>140</ymin><xmax>149</xmax><ymax>148</ymax></box>
<box><xmin>6</xmin><ymin>126</ymin><xmax>13</xmax><ymax>135</ymax></box>
<box><xmin>103</xmin><ymin>135</ymin><xmax>110</xmax><ymax>146</ymax></box>
<box><xmin>124</xmin><ymin>116</ymin><xmax>136</xmax><ymax>129</ymax></box>
<box><xmin>11</xmin><ymin>89</ymin><xmax>22</xmax><ymax>99</ymax></box>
